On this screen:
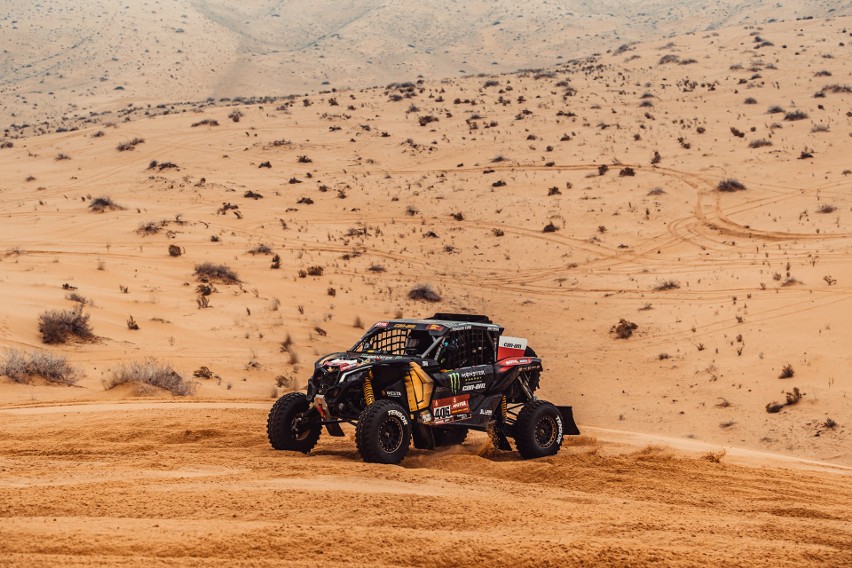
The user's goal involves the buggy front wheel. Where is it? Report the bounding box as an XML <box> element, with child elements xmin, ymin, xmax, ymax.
<box><xmin>356</xmin><ymin>400</ymin><xmax>412</xmax><ymax>464</ymax></box>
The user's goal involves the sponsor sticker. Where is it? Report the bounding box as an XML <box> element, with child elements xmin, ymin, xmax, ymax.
<box><xmin>393</xmin><ymin>323</ymin><xmax>415</xmax><ymax>329</ymax></box>
<box><xmin>479</xmin><ymin>408</ymin><xmax>493</xmax><ymax>416</ymax></box>
<box><xmin>427</xmin><ymin>324</ymin><xmax>445</xmax><ymax>331</ymax></box>
<box><xmin>434</xmin><ymin>405</ymin><xmax>451</xmax><ymax>420</ymax></box>
<box><xmin>373</xmin><ymin>321</ymin><xmax>389</xmax><ymax>328</ymax></box>
<box><xmin>461</xmin><ymin>382</ymin><xmax>485</xmax><ymax>392</ymax></box>
<box><xmin>385</xmin><ymin>390</ymin><xmax>403</xmax><ymax>397</ymax></box>
<box><xmin>432</xmin><ymin>395</ymin><xmax>470</xmax><ymax>416</ymax></box>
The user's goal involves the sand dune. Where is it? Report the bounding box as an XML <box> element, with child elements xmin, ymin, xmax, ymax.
<box><xmin>0</xmin><ymin>403</ymin><xmax>850</xmax><ymax>566</ymax></box>
<box><xmin>2</xmin><ymin>0</ymin><xmax>851</xmax><ymax>132</ymax></box>
<box><xmin>1</xmin><ymin>5</ymin><xmax>852</xmax><ymax>565</ymax></box>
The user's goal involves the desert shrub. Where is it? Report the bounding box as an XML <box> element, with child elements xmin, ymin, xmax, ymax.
<box><xmin>89</xmin><ymin>196</ymin><xmax>122</xmax><ymax>212</ymax></box>
<box><xmin>193</xmin><ymin>262</ymin><xmax>240</xmax><ymax>284</ymax></box>
<box><xmin>611</xmin><ymin>319</ymin><xmax>638</xmax><ymax>339</ymax></box>
<box><xmin>717</xmin><ymin>179</ymin><xmax>746</xmax><ymax>192</ymax></box>
<box><xmin>65</xmin><ymin>292</ymin><xmax>91</xmax><ymax>305</ymax></box>
<box><xmin>542</xmin><ymin>222</ymin><xmax>559</xmax><ymax>233</ymax></box>
<box><xmin>248</xmin><ymin>244</ymin><xmax>273</xmax><ymax>255</ymax></box>
<box><xmin>784</xmin><ymin>110</ymin><xmax>808</xmax><ymax>121</ymax></box>
<box><xmin>811</xmin><ymin>124</ymin><xmax>830</xmax><ymax>133</ymax></box>
<box><xmin>817</xmin><ymin>204</ymin><xmax>836</xmax><ymax>214</ymax></box>
<box><xmin>306</xmin><ymin>265</ymin><xmax>324</xmax><ymax>276</ymax></box>
<box><xmin>168</xmin><ymin>244</ymin><xmax>182</xmax><ymax>257</ymax></box>
<box><xmin>38</xmin><ymin>306</ymin><xmax>94</xmax><ymax>344</ymax></box>
<box><xmin>116</xmin><ymin>137</ymin><xmax>144</xmax><ymax>151</ymax></box>
<box><xmin>229</xmin><ymin>110</ymin><xmax>243</xmax><ymax>122</ymax></box>
<box><xmin>654</xmin><ymin>280</ymin><xmax>680</xmax><ymax>291</ymax></box>
<box><xmin>1</xmin><ymin>349</ymin><xmax>78</xmax><ymax>385</ymax></box>
<box><xmin>779</xmin><ymin>364</ymin><xmax>794</xmax><ymax>379</ymax></box>
<box><xmin>748</xmin><ymin>139</ymin><xmax>773</xmax><ymax>148</ymax></box>
<box><xmin>105</xmin><ymin>358</ymin><xmax>194</xmax><ymax>396</ymax></box>
<box><xmin>744</xmin><ymin>97</ymin><xmax>757</xmax><ymax>104</ymax></box>
<box><xmin>820</xmin><ymin>84</ymin><xmax>852</xmax><ymax>94</ymax></box>
<box><xmin>368</xmin><ymin>263</ymin><xmax>386</xmax><ymax>272</ymax></box>
<box><xmin>137</xmin><ymin>221</ymin><xmax>164</xmax><ymax>235</ymax></box>
<box><xmin>619</xmin><ymin>167</ymin><xmax>635</xmax><ymax>177</ymax></box>
<box><xmin>647</xmin><ymin>187</ymin><xmax>665</xmax><ymax>195</ymax></box>
<box><xmin>191</xmin><ymin>119</ymin><xmax>219</xmax><ymax>127</ymax></box>
<box><xmin>408</xmin><ymin>284</ymin><xmax>441</xmax><ymax>302</ymax></box>
<box><xmin>658</xmin><ymin>54</ymin><xmax>680</xmax><ymax>65</ymax></box>
<box><xmin>730</xmin><ymin>127</ymin><xmax>745</xmax><ymax>138</ymax></box>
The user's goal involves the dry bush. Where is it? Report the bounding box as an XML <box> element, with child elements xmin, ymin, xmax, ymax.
<box><xmin>779</xmin><ymin>364</ymin><xmax>794</xmax><ymax>379</ymax></box>
<box><xmin>748</xmin><ymin>139</ymin><xmax>773</xmax><ymax>148</ymax></box>
<box><xmin>168</xmin><ymin>244</ymin><xmax>182</xmax><ymax>257</ymax></box>
<box><xmin>194</xmin><ymin>262</ymin><xmax>241</xmax><ymax>284</ymax></box>
<box><xmin>767</xmin><ymin>105</ymin><xmax>785</xmax><ymax>114</ymax></box>
<box><xmin>1</xmin><ymin>349</ymin><xmax>78</xmax><ymax>385</ymax></box>
<box><xmin>408</xmin><ymin>284</ymin><xmax>441</xmax><ymax>302</ymax></box>
<box><xmin>306</xmin><ymin>266</ymin><xmax>324</xmax><ymax>276</ymax></box>
<box><xmin>816</xmin><ymin>204</ymin><xmax>836</xmax><ymax>214</ymax></box>
<box><xmin>88</xmin><ymin>196</ymin><xmax>122</xmax><ymax>212</ymax></box>
<box><xmin>647</xmin><ymin>187</ymin><xmax>665</xmax><ymax>195</ymax></box>
<box><xmin>38</xmin><ymin>306</ymin><xmax>94</xmax><ymax>344</ymax></box>
<box><xmin>137</xmin><ymin>221</ymin><xmax>164</xmax><ymax>235</ymax></box>
<box><xmin>784</xmin><ymin>110</ymin><xmax>808</xmax><ymax>121</ymax></box>
<box><xmin>542</xmin><ymin>222</ymin><xmax>559</xmax><ymax>233</ymax></box>
<box><xmin>248</xmin><ymin>244</ymin><xmax>273</xmax><ymax>255</ymax></box>
<box><xmin>611</xmin><ymin>319</ymin><xmax>638</xmax><ymax>339</ymax></box>
<box><xmin>654</xmin><ymin>280</ymin><xmax>680</xmax><ymax>291</ymax></box>
<box><xmin>116</xmin><ymin>137</ymin><xmax>144</xmax><ymax>151</ymax></box>
<box><xmin>191</xmin><ymin>119</ymin><xmax>219</xmax><ymax>127</ymax></box>
<box><xmin>105</xmin><ymin>358</ymin><xmax>194</xmax><ymax>396</ymax></box>
<box><xmin>717</xmin><ymin>179</ymin><xmax>746</xmax><ymax>192</ymax></box>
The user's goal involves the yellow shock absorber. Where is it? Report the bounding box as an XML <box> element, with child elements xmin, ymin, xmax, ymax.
<box><xmin>363</xmin><ymin>375</ymin><xmax>375</xmax><ymax>406</ymax></box>
<box><xmin>501</xmin><ymin>395</ymin><xmax>508</xmax><ymax>420</ymax></box>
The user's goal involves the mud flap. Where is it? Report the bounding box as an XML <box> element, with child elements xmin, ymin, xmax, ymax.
<box><xmin>324</xmin><ymin>422</ymin><xmax>345</xmax><ymax>437</ymax></box>
<box><xmin>557</xmin><ymin>406</ymin><xmax>581</xmax><ymax>436</ymax></box>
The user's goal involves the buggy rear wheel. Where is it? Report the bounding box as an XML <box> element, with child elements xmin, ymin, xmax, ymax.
<box><xmin>513</xmin><ymin>399</ymin><xmax>564</xmax><ymax>459</ymax></box>
<box><xmin>356</xmin><ymin>400</ymin><xmax>411</xmax><ymax>464</ymax></box>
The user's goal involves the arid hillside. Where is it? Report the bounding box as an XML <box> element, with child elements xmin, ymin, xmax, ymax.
<box><xmin>1</xmin><ymin>14</ymin><xmax>850</xmax><ymax>465</ymax></box>
<box><xmin>1</xmin><ymin>9</ymin><xmax>852</xmax><ymax>567</ymax></box>
<box><xmin>1</xmin><ymin>0</ymin><xmax>850</xmax><ymax>132</ymax></box>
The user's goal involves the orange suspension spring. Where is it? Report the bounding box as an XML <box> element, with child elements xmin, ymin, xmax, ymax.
<box><xmin>363</xmin><ymin>377</ymin><xmax>375</xmax><ymax>406</ymax></box>
<box><xmin>501</xmin><ymin>395</ymin><xmax>508</xmax><ymax>420</ymax></box>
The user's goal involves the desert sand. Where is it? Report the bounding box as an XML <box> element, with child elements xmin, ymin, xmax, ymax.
<box><xmin>1</xmin><ymin>2</ymin><xmax>852</xmax><ymax>566</ymax></box>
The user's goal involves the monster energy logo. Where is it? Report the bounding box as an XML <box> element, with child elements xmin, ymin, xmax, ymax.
<box><xmin>448</xmin><ymin>372</ymin><xmax>460</xmax><ymax>391</ymax></box>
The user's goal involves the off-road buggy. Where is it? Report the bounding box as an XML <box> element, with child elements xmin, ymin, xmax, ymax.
<box><xmin>267</xmin><ymin>313</ymin><xmax>580</xmax><ymax>464</ymax></box>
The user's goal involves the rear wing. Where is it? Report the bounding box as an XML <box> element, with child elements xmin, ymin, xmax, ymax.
<box><xmin>497</xmin><ymin>336</ymin><xmax>528</xmax><ymax>360</ymax></box>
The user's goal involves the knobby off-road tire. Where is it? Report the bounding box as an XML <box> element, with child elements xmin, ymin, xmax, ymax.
<box><xmin>356</xmin><ymin>399</ymin><xmax>412</xmax><ymax>464</ymax></box>
<box><xmin>267</xmin><ymin>392</ymin><xmax>321</xmax><ymax>453</ymax></box>
<box><xmin>434</xmin><ymin>427</ymin><xmax>469</xmax><ymax>447</ymax></box>
<box><xmin>514</xmin><ymin>399</ymin><xmax>564</xmax><ymax>459</ymax></box>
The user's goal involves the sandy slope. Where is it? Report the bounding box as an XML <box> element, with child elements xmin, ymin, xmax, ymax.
<box><xmin>0</xmin><ymin>403</ymin><xmax>850</xmax><ymax>567</ymax></box>
<box><xmin>2</xmin><ymin>0</ymin><xmax>851</xmax><ymax>132</ymax></box>
<box><xmin>0</xmin><ymin>9</ymin><xmax>852</xmax><ymax>565</ymax></box>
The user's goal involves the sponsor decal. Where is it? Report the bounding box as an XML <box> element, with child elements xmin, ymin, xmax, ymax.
<box><xmin>385</xmin><ymin>390</ymin><xmax>403</xmax><ymax>398</ymax></box>
<box><xmin>393</xmin><ymin>323</ymin><xmax>415</xmax><ymax>329</ymax></box>
<box><xmin>447</xmin><ymin>372</ymin><xmax>461</xmax><ymax>391</ymax></box>
<box><xmin>480</xmin><ymin>408</ymin><xmax>493</xmax><ymax>416</ymax></box>
<box><xmin>434</xmin><ymin>405</ymin><xmax>451</xmax><ymax>420</ymax></box>
<box><xmin>432</xmin><ymin>395</ymin><xmax>470</xmax><ymax>416</ymax></box>
<box><xmin>446</xmin><ymin>368</ymin><xmax>489</xmax><ymax>390</ymax></box>
<box><xmin>502</xmin><ymin>358</ymin><xmax>532</xmax><ymax>366</ymax></box>
<box><xmin>373</xmin><ymin>321</ymin><xmax>389</xmax><ymax>328</ymax></box>
<box><xmin>556</xmin><ymin>414</ymin><xmax>563</xmax><ymax>439</ymax></box>
<box><xmin>426</xmin><ymin>324</ymin><xmax>445</xmax><ymax>331</ymax></box>
<box><xmin>461</xmin><ymin>382</ymin><xmax>485</xmax><ymax>392</ymax></box>
<box><xmin>387</xmin><ymin>409</ymin><xmax>408</xmax><ymax>422</ymax></box>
